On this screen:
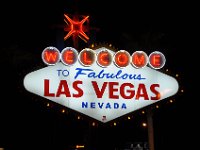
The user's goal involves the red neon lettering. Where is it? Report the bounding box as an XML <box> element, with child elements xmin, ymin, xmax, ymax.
<box><xmin>44</xmin><ymin>80</ymin><xmax>83</xmax><ymax>98</ymax></box>
<box><xmin>44</xmin><ymin>79</ymin><xmax>55</xmax><ymax>97</ymax></box>
<box><xmin>150</xmin><ymin>84</ymin><xmax>160</xmax><ymax>100</ymax></box>
<box><xmin>120</xmin><ymin>83</ymin><xmax>135</xmax><ymax>99</ymax></box>
<box><xmin>45</xmin><ymin>51</ymin><xmax>57</xmax><ymax>62</ymax></box>
<box><xmin>42</xmin><ymin>47</ymin><xmax>166</xmax><ymax>69</ymax></box>
<box><xmin>151</xmin><ymin>54</ymin><xmax>160</xmax><ymax>67</ymax></box>
<box><xmin>97</xmin><ymin>51</ymin><xmax>112</xmax><ymax>67</ymax></box>
<box><xmin>100</xmin><ymin>53</ymin><xmax>108</xmax><ymax>64</ymax></box>
<box><xmin>114</xmin><ymin>51</ymin><xmax>130</xmax><ymax>68</ymax></box>
<box><xmin>63</xmin><ymin>50</ymin><xmax>74</xmax><ymax>64</ymax></box>
<box><xmin>109</xmin><ymin>82</ymin><xmax>119</xmax><ymax>99</ymax></box>
<box><xmin>73</xmin><ymin>81</ymin><xmax>83</xmax><ymax>97</ymax></box>
<box><xmin>92</xmin><ymin>81</ymin><xmax>160</xmax><ymax>100</ymax></box>
<box><xmin>45</xmin><ymin>79</ymin><xmax>160</xmax><ymax>100</ymax></box>
<box><xmin>136</xmin><ymin>84</ymin><xmax>149</xmax><ymax>100</ymax></box>
<box><xmin>132</xmin><ymin>52</ymin><xmax>147</xmax><ymax>68</ymax></box>
<box><xmin>83</xmin><ymin>52</ymin><xmax>92</xmax><ymax>64</ymax></box>
<box><xmin>43</xmin><ymin>50</ymin><xmax>59</xmax><ymax>64</ymax></box>
<box><xmin>92</xmin><ymin>81</ymin><xmax>108</xmax><ymax>98</ymax></box>
<box><xmin>56</xmin><ymin>80</ymin><xmax>71</xmax><ymax>97</ymax></box>
<box><xmin>98</xmin><ymin>52</ymin><xmax>110</xmax><ymax>67</ymax></box>
<box><xmin>79</xmin><ymin>49</ymin><xmax>95</xmax><ymax>66</ymax></box>
<box><xmin>118</xmin><ymin>54</ymin><xmax>127</xmax><ymax>65</ymax></box>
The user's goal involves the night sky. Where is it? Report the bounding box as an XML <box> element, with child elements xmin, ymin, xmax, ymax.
<box><xmin>0</xmin><ymin>1</ymin><xmax>196</xmax><ymax>150</ymax></box>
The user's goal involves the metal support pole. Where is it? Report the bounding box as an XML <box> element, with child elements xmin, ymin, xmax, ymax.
<box><xmin>147</xmin><ymin>107</ymin><xmax>155</xmax><ymax>150</ymax></box>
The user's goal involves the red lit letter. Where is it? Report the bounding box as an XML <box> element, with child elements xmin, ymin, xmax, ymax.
<box><xmin>109</xmin><ymin>82</ymin><xmax>119</xmax><ymax>99</ymax></box>
<box><xmin>151</xmin><ymin>54</ymin><xmax>160</xmax><ymax>66</ymax></box>
<box><xmin>61</xmin><ymin>47</ymin><xmax>78</xmax><ymax>66</ymax></box>
<box><xmin>44</xmin><ymin>79</ymin><xmax>55</xmax><ymax>97</ymax></box>
<box><xmin>136</xmin><ymin>84</ymin><xmax>149</xmax><ymax>100</ymax></box>
<box><xmin>114</xmin><ymin>50</ymin><xmax>130</xmax><ymax>68</ymax></box>
<box><xmin>149</xmin><ymin>51</ymin><xmax>166</xmax><ymax>69</ymax></box>
<box><xmin>56</xmin><ymin>80</ymin><xmax>71</xmax><ymax>97</ymax></box>
<box><xmin>150</xmin><ymin>84</ymin><xmax>160</xmax><ymax>100</ymax></box>
<box><xmin>64</xmin><ymin>50</ymin><xmax>74</xmax><ymax>63</ymax></box>
<box><xmin>97</xmin><ymin>50</ymin><xmax>112</xmax><ymax>67</ymax></box>
<box><xmin>131</xmin><ymin>51</ymin><xmax>148</xmax><ymax>68</ymax></box>
<box><xmin>73</xmin><ymin>80</ymin><xmax>83</xmax><ymax>97</ymax></box>
<box><xmin>45</xmin><ymin>51</ymin><xmax>58</xmax><ymax>62</ymax></box>
<box><xmin>120</xmin><ymin>83</ymin><xmax>135</xmax><ymax>99</ymax></box>
<box><xmin>79</xmin><ymin>48</ymin><xmax>96</xmax><ymax>66</ymax></box>
<box><xmin>92</xmin><ymin>81</ymin><xmax>108</xmax><ymax>98</ymax></box>
<box><xmin>42</xmin><ymin>47</ymin><xmax>60</xmax><ymax>65</ymax></box>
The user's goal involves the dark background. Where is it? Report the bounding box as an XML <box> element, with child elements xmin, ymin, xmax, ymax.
<box><xmin>0</xmin><ymin>0</ymin><xmax>197</xmax><ymax>150</ymax></box>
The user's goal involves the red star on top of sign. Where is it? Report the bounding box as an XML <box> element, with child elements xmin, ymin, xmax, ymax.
<box><xmin>64</xmin><ymin>14</ymin><xmax>90</xmax><ymax>43</ymax></box>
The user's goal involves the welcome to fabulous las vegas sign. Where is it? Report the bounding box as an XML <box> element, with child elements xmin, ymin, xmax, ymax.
<box><xmin>24</xmin><ymin>47</ymin><xmax>179</xmax><ymax>123</ymax></box>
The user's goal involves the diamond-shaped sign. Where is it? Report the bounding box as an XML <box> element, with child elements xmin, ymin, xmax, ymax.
<box><xmin>24</xmin><ymin>47</ymin><xmax>179</xmax><ymax>123</ymax></box>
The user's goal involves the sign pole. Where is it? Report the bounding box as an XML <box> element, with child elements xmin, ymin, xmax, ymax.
<box><xmin>147</xmin><ymin>107</ymin><xmax>155</xmax><ymax>150</ymax></box>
